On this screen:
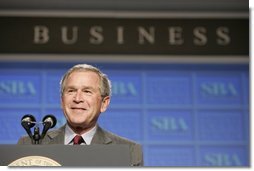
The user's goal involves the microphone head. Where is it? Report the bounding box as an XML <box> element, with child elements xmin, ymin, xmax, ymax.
<box><xmin>42</xmin><ymin>114</ymin><xmax>57</xmax><ymax>128</ymax></box>
<box><xmin>21</xmin><ymin>114</ymin><xmax>36</xmax><ymax>128</ymax></box>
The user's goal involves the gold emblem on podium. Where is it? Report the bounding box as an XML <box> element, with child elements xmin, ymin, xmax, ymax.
<box><xmin>8</xmin><ymin>156</ymin><xmax>61</xmax><ymax>166</ymax></box>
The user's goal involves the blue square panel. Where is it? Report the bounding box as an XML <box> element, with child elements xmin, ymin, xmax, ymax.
<box><xmin>243</xmin><ymin>73</ymin><xmax>249</xmax><ymax>105</ymax></box>
<box><xmin>197</xmin><ymin>110</ymin><xmax>245</xmax><ymax>142</ymax></box>
<box><xmin>146</xmin><ymin>72</ymin><xmax>192</xmax><ymax>105</ymax></box>
<box><xmin>105</xmin><ymin>71</ymin><xmax>142</xmax><ymax>106</ymax></box>
<box><xmin>0</xmin><ymin>70</ymin><xmax>42</xmax><ymax>105</ymax></box>
<box><xmin>146</xmin><ymin>145</ymin><xmax>196</xmax><ymax>166</ymax></box>
<box><xmin>45</xmin><ymin>70</ymin><xmax>66</xmax><ymax>105</ymax></box>
<box><xmin>0</xmin><ymin>108</ymin><xmax>41</xmax><ymax>144</ymax></box>
<box><xmin>196</xmin><ymin>72</ymin><xmax>242</xmax><ymax>105</ymax></box>
<box><xmin>147</xmin><ymin>109</ymin><xmax>194</xmax><ymax>141</ymax></box>
<box><xmin>98</xmin><ymin>109</ymin><xmax>142</xmax><ymax>142</ymax></box>
<box><xmin>243</xmin><ymin>109</ymin><xmax>250</xmax><ymax>143</ymax></box>
<box><xmin>199</xmin><ymin>145</ymin><xmax>249</xmax><ymax>166</ymax></box>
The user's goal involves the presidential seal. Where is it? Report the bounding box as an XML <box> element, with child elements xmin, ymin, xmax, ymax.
<box><xmin>8</xmin><ymin>156</ymin><xmax>61</xmax><ymax>166</ymax></box>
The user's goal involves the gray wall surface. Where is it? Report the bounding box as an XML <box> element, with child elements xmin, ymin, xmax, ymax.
<box><xmin>0</xmin><ymin>0</ymin><xmax>248</xmax><ymax>11</ymax></box>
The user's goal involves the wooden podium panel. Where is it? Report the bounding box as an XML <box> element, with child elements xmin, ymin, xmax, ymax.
<box><xmin>0</xmin><ymin>144</ymin><xmax>130</xmax><ymax>166</ymax></box>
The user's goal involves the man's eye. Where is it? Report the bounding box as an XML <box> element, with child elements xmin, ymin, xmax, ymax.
<box><xmin>67</xmin><ymin>89</ymin><xmax>75</xmax><ymax>93</ymax></box>
<box><xmin>84</xmin><ymin>90</ymin><xmax>92</xmax><ymax>94</ymax></box>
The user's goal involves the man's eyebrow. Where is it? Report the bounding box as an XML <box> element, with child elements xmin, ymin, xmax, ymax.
<box><xmin>82</xmin><ymin>86</ymin><xmax>97</xmax><ymax>91</ymax></box>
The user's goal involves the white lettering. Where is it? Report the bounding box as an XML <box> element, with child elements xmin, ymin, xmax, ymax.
<box><xmin>169</xmin><ymin>27</ymin><xmax>184</xmax><ymax>45</ymax></box>
<box><xmin>193</xmin><ymin>27</ymin><xmax>207</xmax><ymax>46</ymax></box>
<box><xmin>138</xmin><ymin>27</ymin><xmax>155</xmax><ymax>44</ymax></box>
<box><xmin>89</xmin><ymin>26</ymin><xmax>103</xmax><ymax>44</ymax></box>
<box><xmin>117</xmin><ymin>26</ymin><xmax>124</xmax><ymax>44</ymax></box>
<box><xmin>61</xmin><ymin>26</ymin><xmax>78</xmax><ymax>44</ymax></box>
<box><xmin>217</xmin><ymin>27</ymin><xmax>230</xmax><ymax>45</ymax></box>
<box><xmin>33</xmin><ymin>25</ymin><xmax>49</xmax><ymax>44</ymax></box>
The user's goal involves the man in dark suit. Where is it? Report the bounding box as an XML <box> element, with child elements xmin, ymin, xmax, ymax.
<box><xmin>18</xmin><ymin>64</ymin><xmax>143</xmax><ymax>166</ymax></box>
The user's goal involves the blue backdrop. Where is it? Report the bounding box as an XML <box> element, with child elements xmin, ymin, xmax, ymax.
<box><xmin>0</xmin><ymin>62</ymin><xmax>249</xmax><ymax>166</ymax></box>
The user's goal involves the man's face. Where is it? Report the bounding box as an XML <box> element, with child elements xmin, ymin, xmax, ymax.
<box><xmin>61</xmin><ymin>70</ymin><xmax>110</xmax><ymax>130</ymax></box>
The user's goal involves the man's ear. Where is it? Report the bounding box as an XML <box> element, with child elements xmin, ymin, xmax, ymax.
<box><xmin>101</xmin><ymin>96</ymin><xmax>110</xmax><ymax>113</ymax></box>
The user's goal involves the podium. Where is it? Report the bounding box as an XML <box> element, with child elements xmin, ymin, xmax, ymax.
<box><xmin>0</xmin><ymin>144</ymin><xmax>131</xmax><ymax>166</ymax></box>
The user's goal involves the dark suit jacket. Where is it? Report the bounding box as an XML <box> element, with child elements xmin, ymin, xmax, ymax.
<box><xmin>18</xmin><ymin>125</ymin><xmax>143</xmax><ymax>166</ymax></box>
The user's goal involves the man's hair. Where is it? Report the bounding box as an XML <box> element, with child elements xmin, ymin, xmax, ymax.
<box><xmin>60</xmin><ymin>64</ymin><xmax>112</xmax><ymax>98</ymax></box>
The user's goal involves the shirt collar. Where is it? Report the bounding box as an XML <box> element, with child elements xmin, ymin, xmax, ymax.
<box><xmin>64</xmin><ymin>124</ymin><xmax>97</xmax><ymax>145</ymax></box>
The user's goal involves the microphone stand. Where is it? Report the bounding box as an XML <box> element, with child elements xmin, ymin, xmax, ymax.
<box><xmin>21</xmin><ymin>115</ymin><xmax>57</xmax><ymax>145</ymax></box>
<box><xmin>32</xmin><ymin>124</ymin><xmax>41</xmax><ymax>145</ymax></box>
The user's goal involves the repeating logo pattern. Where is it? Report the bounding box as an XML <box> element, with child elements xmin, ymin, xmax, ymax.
<box><xmin>0</xmin><ymin>63</ymin><xmax>249</xmax><ymax>166</ymax></box>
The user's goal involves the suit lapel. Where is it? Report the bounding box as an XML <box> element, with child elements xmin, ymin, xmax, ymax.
<box><xmin>47</xmin><ymin>125</ymin><xmax>65</xmax><ymax>144</ymax></box>
<box><xmin>91</xmin><ymin>126</ymin><xmax>112</xmax><ymax>144</ymax></box>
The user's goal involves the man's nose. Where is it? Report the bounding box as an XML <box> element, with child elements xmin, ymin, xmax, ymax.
<box><xmin>73</xmin><ymin>91</ymin><xmax>83</xmax><ymax>103</ymax></box>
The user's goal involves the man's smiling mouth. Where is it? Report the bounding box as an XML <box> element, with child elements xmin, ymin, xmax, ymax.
<box><xmin>71</xmin><ymin>107</ymin><xmax>87</xmax><ymax>111</ymax></box>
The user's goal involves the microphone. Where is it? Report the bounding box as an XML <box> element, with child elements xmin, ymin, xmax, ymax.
<box><xmin>41</xmin><ymin>114</ymin><xmax>57</xmax><ymax>139</ymax></box>
<box><xmin>21</xmin><ymin>114</ymin><xmax>36</xmax><ymax>139</ymax></box>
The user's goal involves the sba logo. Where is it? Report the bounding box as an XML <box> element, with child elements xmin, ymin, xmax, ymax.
<box><xmin>205</xmin><ymin>153</ymin><xmax>242</xmax><ymax>166</ymax></box>
<box><xmin>151</xmin><ymin>116</ymin><xmax>188</xmax><ymax>132</ymax></box>
<box><xmin>201</xmin><ymin>82</ymin><xmax>238</xmax><ymax>97</ymax></box>
<box><xmin>111</xmin><ymin>81</ymin><xmax>137</xmax><ymax>96</ymax></box>
<box><xmin>0</xmin><ymin>80</ymin><xmax>36</xmax><ymax>96</ymax></box>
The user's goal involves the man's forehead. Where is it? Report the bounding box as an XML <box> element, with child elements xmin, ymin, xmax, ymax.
<box><xmin>67</xmin><ymin>70</ymin><xmax>100</xmax><ymax>80</ymax></box>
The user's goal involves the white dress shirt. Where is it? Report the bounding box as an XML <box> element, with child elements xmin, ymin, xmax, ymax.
<box><xmin>64</xmin><ymin>124</ymin><xmax>97</xmax><ymax>145</ymax></box>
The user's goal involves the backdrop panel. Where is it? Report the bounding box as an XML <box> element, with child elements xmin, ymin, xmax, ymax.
<box><xmin>0</xmin><ymin>62</ymin><xmax>249</xmax><ymax>166</ymax></box>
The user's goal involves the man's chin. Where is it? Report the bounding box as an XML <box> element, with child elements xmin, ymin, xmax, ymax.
<box><xmin>74</xmin><ymin>125</ymin><xmax>85</xmax><ymax>130</ymax></box>
<box><xmin>68</xmin><ymin>122</ymin><xmax>86</xmax><ymax>129</ymax></box>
